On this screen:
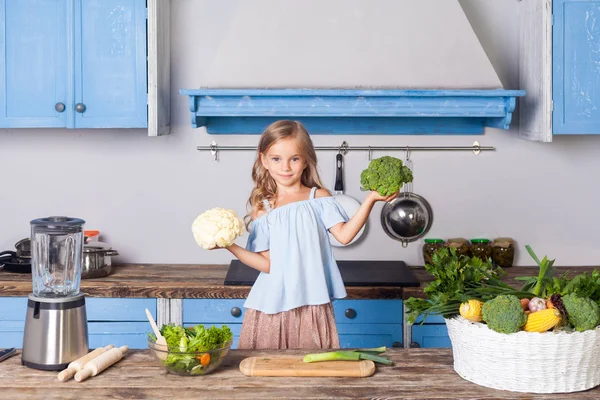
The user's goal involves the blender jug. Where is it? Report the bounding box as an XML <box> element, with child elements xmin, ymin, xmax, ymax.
<box><xmin>31</xmin><ymin>216</ymin><xmax>85</xmax><ymax>297</ymax></box>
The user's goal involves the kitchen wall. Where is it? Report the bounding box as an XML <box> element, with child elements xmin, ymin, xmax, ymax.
<box><xmin>1</xmin><ymin>0</ymin><xmax>598</xmax><ymax>267</ymax></box>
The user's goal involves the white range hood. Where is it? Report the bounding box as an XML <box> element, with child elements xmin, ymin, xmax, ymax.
<box><xmin>179</xmin><ymin>0</ymin><xmax>524</xmax><ymax>134</ymax></box>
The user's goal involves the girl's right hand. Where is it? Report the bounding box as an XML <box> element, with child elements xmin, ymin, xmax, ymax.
<box><xmin>367</xmin><ymin>191</ymin><xmax>399</xmax><ymax>203</ymax></box>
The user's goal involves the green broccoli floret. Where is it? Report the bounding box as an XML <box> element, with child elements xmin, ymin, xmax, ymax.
<box><xmin>482</xmin><ymin>295</ymin><xmax>527</xmax><ymax>334</ymax></box>
<box><xmin>360</xmin><ymin>156</ymin><xmax>413</xmax><ymax>196</ymax></box>
<box><xmin>562</xmin><ymin>293</ymin><xmax>600</xmax><ymax>332</ymax></box>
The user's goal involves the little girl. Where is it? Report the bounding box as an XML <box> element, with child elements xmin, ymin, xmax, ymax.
<box><xmin>221</xmin><ymin>120</ymin><xmax>397</xmax><ymax>349</ymax></box>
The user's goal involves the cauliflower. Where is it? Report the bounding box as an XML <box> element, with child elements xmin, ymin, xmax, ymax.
<box><xmin>482</xmin><ymin>295</ymin><xmax>527</xmax><ymax>334</ymax></box>
<box><xmin>561</xmin><ymin>293</ymin><xmax>600</xmax><ymax>332</ymax></box>
<box><xmin>360</xmin><ymin>156</ymin><xmax>413</xmax><ymax>196</ymax></box>
<box><xmin>191</xmin><ymin>208</ymin><xmax>244</xmax><ymax>250</ymax></box>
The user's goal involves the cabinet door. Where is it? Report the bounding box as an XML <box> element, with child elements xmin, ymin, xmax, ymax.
<box><xmin>73</xmin><ymin>0</ymin><xmax>147</xmax><ymax>128</ymax></box>
<box><xmin>553</xmin><ymin>0</ymin><xmax>600</xmax><ymax>134</ymax></box>
<box><xmin>0</xmin><ymin>0</ymin><xmax>67</xmax><ymax>128</ymax></box>
<box><xmin>411</xmin><ymin>324</ymin><xmax>451</xmax><ymax>348</ymax></box>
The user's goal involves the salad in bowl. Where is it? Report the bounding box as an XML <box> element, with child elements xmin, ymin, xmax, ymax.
<box><xmin>148</xmin><ymin>323</ymin><xmax>233</xmax><ymax>376</ymax></box>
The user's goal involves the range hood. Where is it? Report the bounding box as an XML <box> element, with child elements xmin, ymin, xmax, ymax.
<box><xmin>179</xmin><ymin>0</ymin><xmax>525</xmax><ymax>135</ymax></box>
<box><xmin>180</xmin><ymin>89</ymin><xmax>524</xmax><ymax>134</ymax></box>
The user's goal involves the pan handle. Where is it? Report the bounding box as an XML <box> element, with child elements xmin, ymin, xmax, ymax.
<box><xmin>334</xmin><ymin>153</ymin><xmax>344</xmax><ymax>192</ymax></box>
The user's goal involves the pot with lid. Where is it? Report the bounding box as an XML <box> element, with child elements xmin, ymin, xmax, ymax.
<box><xmin>82</xmin><ymin>242</ymin><xmax>118</xmax><ymax>279</ymax></box>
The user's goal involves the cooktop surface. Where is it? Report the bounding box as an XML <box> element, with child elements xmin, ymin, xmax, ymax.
<box><xmin>224</xmin><ymin>259</ymin><xmax>419</xmax><ymax>287</ymax></box>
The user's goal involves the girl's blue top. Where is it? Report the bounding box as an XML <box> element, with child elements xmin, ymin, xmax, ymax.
<box><xmin>243</xmin><ymin>187</ymin><xmax>349</xmax><ymax>314</ymax></box>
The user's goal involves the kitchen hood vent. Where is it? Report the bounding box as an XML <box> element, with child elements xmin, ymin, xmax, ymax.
<box><xmin>179</xmin><ymin>89</ymin><xmax>525</xmax><ymax>134</ymax></box>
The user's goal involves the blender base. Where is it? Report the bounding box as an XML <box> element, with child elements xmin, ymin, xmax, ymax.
<box><xmin>21</xmin><ymin>293</ymin><xmax>89</xmax><ymax>371</ymax></box>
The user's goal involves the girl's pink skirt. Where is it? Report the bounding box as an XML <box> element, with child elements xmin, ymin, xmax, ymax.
<box><xmin>237</xmin><ymin>303</ymin><xmax>340</xmax><ymax>350</ymax></box>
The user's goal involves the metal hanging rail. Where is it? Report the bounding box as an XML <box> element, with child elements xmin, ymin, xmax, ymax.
<box><xmin>199</xmin><ymin>140</ymin><xmax>494</xmax><ymax>160</ymax></box>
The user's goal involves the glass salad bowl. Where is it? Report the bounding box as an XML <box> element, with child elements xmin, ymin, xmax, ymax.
<box><xmin>147</xmin><ymin>324</ymin><xmax>234</xmax><ymax>376</ymax></box>
<box><xmin>148</xmin><ymin>338</ymin><xmax>233</xmax><ymax>376</ymax></box>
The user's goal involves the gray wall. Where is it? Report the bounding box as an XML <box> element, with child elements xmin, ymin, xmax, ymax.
<box><xmin>1</xmin><ymin>0</ymin><xmax>598</xmax><ymax>267</ymax></box>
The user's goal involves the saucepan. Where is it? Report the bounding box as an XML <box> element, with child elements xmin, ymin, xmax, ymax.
<box><xmin>380</xmin><ymin>152</ymin><xmax>433</xmax><ymax>247</ymax></box>
<box><xmin>329</xmin><ymin>152</ymin><xmax>365</xmax><ymax>247</ymax></box>
<box><xmin>82</xmin><ymin>242</ymin><xmax>119</xmax><ymax>279</ymax></box>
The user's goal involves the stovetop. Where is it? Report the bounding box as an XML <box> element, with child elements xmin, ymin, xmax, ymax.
<box><xmin>223</xmin><ymin>259</ymin><xmax>419</xmax><ymax>287</ymax></box>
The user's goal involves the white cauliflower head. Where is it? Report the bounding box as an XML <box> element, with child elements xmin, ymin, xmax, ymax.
<box><xmin>191</xmin><ymin>207</ymin><xmax>244</xmax><ymax>250</ymax></box>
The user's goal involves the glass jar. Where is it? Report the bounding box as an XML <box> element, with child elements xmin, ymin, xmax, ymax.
<box><xmin>446</xmin><ymin>238</ymin><xmax>470</xmax><ymax>258</ymax></box>
<box><xmin>470</xmin><ymin>238</ymin><xmax>492</xmax><ymax>261</ymax></box>
<box><xmin>492</xmin><ymin>237</ymin><xmax>515</xmax><ymax>268</ymax></box>
<box><xmin>422</xmin><ymin>238</ymin><xmax>445</xmax><ymax>266</ymax></box>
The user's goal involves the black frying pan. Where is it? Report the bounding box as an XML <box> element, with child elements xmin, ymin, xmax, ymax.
<box><xmin>0</xmin><ymin>251</ymin><xmax>31</xmax><ymax>273</ymax></box>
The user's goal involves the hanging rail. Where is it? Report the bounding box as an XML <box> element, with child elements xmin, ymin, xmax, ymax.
<box><xmin>199</xmin><ymin>140</ymin><xmax>494</xmax><ymax>160</ymax></box>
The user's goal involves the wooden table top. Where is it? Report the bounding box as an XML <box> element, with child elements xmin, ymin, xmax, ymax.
<box><xmin>0</xmin><ymin>263</ymin><xmax>405</xmax><ymax>299</ymax></box>
<box><xmin>1</xmin><ymin>348</ymin><xmax>598</xmax><ymax>400</ymax></box>
<box><xmin>1</xmin><ymin>263</ymin><xmax>596</xmax><ymax>299</ymax></box>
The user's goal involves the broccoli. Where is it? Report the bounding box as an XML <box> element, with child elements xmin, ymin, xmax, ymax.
<box><xmin>482</xmin><ymin>295</ymin><xmax>527</xmax><ymax>334</ymax></box>
<box><xmin>360</xmin><ymin>156</ymin><xmax>413</xmax><ymax>196</ymax></box>
<box><xmin>561</xmin><ymin>293</ymin><xmax>600</xmax><ymax>332</ymax></box>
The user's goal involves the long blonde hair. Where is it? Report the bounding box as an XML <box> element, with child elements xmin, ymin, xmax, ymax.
<box><xmin>245</xmin><ymin>120</ymin><xmax>324</xmax><ymax>230</ymax></box>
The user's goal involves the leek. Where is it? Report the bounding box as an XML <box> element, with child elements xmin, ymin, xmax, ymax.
<box><xmin>303</xmin><ymin>350</ymin><xmax>392</xmax><ymax>365</ymax></box>
<box><xmin>352</xmin><ymin>346</ymin><xmax>386</xmax><ymax>354</ymax></box>
<box><xmin>303</xmin><ymin>351</ymin><xmax>360</xmax><ymax>363</ymax></box>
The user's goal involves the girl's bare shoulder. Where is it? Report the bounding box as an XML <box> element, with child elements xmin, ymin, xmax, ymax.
<box><xmin>314</xmin><ymin>188</ymin><xmax>332</xmax><ymax>198</ymax></box>
<box><xmin>251</xmin><ymin>208</ymin><xmax>267</xmax><ymax>220</ymax></box>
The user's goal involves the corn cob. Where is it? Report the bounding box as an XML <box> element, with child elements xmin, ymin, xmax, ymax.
<box><xmin>524</xmin><ymin>308</ymin><xmax>561</xmax><ymax>332</ymax></box>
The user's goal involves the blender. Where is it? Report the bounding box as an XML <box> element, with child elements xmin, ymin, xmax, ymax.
<box><xmin>21</xmin><ymin>216</ymin><xmax>89</xmax><ymax>370</ymax></box>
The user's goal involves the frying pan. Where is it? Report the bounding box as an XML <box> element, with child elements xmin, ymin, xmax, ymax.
<box><xmin>0</xmin><ymin>251</ymin><xmax>32</xmax><ymax>273</ymax></box>
<box><xmin>380</xmin><ymin>154</ymin><xmax>433</xmax><ymax>247</ymax></box>
<box><xmin>329</xmin><ymin>153</ymin><xmax>365</xmax><ymax>247</ymax></box>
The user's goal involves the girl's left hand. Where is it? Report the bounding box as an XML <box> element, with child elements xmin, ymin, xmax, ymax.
<box><xmin>368</xmin><ymin>191</ymin><xmax>399</xmax><ymax>203</ymax></box>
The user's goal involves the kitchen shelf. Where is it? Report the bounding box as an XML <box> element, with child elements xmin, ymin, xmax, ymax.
<box><xmin>179</xmin><ymin>89</ymin><xmax>526</xmax><ymax>134</ymax></box>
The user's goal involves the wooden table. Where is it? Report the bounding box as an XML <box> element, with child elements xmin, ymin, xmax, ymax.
<box><xmin>1</xmin><ymin>263</ymin><xmax>597</xmax><ymax>299</ymax></box>
<box><xmin>1</xmin><ymin>348</ymin><xmax>598</xmax><ymax>399</ymax></box>
<box><xmin>0</xmin><ymin>263</ymin><xmax>404</xmax><ymax>299</ymax></box>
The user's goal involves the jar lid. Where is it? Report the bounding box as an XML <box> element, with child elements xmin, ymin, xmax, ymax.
<box><xmin>492</xmin><ymin>237</ymin><xmax>515</xmax><ymax>246</ymax></box>
<box><xmin>424</xmin><ymin>238</ymin><xmax>444</xmax><ymax>243</ymax></box>
<box><xmin>471</xmin><ymin>238</ymin><xmax>490</xmax><ymax>244</ymax></box>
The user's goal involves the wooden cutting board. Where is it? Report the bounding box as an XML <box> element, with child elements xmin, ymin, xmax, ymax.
<box><xmin>239</xmin><ymin>356</ymin><xmax>375</xmax><ymax>377</ymax></box>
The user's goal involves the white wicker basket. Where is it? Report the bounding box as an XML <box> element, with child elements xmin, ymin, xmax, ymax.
<box><xmin>445</xmin><ymin>316</ymin><xmax>600</xmax><ymax>393</ymax></box>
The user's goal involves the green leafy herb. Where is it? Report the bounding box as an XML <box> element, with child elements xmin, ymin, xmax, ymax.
<box><xmin>405</xmin><ymin>247</ymin><xmax>523</xmax><ymax>324</ymax></box>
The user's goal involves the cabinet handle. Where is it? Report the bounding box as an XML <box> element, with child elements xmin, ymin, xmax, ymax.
<box><xmin>231</xmin><ymin>307</ymin><xmax>242</xmax><ymax>318</ymax></box>
<box><xmin>55</xmin><ymin>103</ymin><xmax>65</xmax><ymax>113</ymax></box>
<box><xmin>75</xmin><ymin>103</ymin><xmax>86</xmax><ymax>113</ymax></box>
<box><xmin>392</xmin><ymin>341</ymin><xmax>402</xmax><ymax>348</ymax></box>
<box><xmin>410</xmin><ymin>342</ymin><xmax>421</xmax><ymax>348</ymax></box>
<box><xmin>344</xmin><ymin>308</ymin><xmax>357</xmax><ymax>319</ymax></box>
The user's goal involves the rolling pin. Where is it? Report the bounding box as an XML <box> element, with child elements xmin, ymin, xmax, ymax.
<box><xmin>74</xmin><ymin>346</ymin><xmax>129</xmax><ymax>382</ymax></box>
<box><xmin>58</xmin><ymin>345</ymin><xmax>114</xmax><ymax>382</ymax></box>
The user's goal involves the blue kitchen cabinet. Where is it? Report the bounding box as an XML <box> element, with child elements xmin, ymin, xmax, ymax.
<box><xmin>0</xmin><ymin>297</ymin><xmax>156</xmax><ymax>349</ymax></box>
<box><xmin>183</xmin><ymin>299</ymin><xmax>246</xmax><ymax>349</ymax></box>
<box><xmin>183</xmin><ymin>299</ymin><xmax>403</xmax><ymax>349</ymax></box>
<box><xmin>0</xmin><ymin>0</ymin><xmax>68</xmax><ymax>128</ymax></box>
<box><xmin>411</xmin><ymin>314</ymin><xmax>451</xmax><ymax>348</ymax></box>
<box><xmin>0</xmin><ymin>0</ymin><xmax>147</xmax><ymax>129</ymax></box>
<box><xmin>333</xmin><ymin>299</ymin><xmax>403</xmax><ymax>348</ymax></box>
<box><xmin>553</xmin><ymin>0</ymin><xmax>600</xmax><ymax>134</ymax></box>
